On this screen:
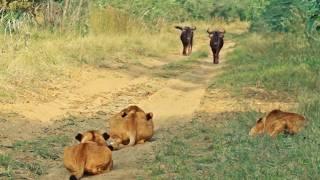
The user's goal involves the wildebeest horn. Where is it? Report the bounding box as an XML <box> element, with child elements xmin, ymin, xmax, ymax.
<box><xmin>175</xmin><ymin>26</ymin><xmax>183</xmax><ymax>31</ymax></box>
<box><xmin>207</xmin><ymin>29</ymin><xmax>213</xmax><ymax>34</ymax></box>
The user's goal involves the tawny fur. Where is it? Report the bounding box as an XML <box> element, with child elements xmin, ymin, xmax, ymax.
<box><xmin>107</xmin><ymin>105</ymin><xmax>154</xmax><ymax>150</ymax></box>
<box><xmin>249</xmin><ymin>109</ymin><xmax>306</xmax><ymax>138</ymax></box>
<box><xmin>63</xmin><ymin>131</ymin><xmax>113</xmax><ymax>180</ymax></box>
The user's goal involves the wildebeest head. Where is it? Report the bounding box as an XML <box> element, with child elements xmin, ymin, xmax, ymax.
<box><xmin>175</xmin><ymin>26</ymin><xmax>196</xmax><ymax>56</ymax></box>
<box><xmin>207</xmin><ymin>29</ymin><xmax>225</xmax><ymax>39</ymax></box>
<box><xmin>207</xmin><ymin>28</ymin><xmax>225</xmax><ymax>64</ymax></box>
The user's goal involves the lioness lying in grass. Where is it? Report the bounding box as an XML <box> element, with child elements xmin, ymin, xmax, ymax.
<box><xmin>249</xmin><ymin>109</ymin><xmax>306</xmax><ymax>138</ymax></box>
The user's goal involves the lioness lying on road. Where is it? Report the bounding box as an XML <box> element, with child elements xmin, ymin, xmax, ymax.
<box><xmin>63</xmin><ymin>130</ymin><xmax>113</xmax><ymax>180</ymax></box>
<box><xmin>249</xmin><ymin>109</ymin><xmax>306</xmax><ymax>138</ymax></box>
<box><xmin>107</xmin><ymin>105</ymin><xmax>154</xmax><ymax>150</ymax></box>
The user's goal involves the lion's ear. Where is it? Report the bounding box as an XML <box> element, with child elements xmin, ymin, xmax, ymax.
<box><xmin>146</xmin><ymin>112</ymin><xmax>153</xmax><ymax>121</ymax></box>
<box><xmin>121</xmin><ymin>111</ymin><xmax>127</xmax><ymax>118</ymax></box>
<box><xmin>102</xmin><ymin>132</ymin><xmax>110</xmax><ymax>140</ymax></box>
<box><xmin>107</xmin><ymin>145</ymin><xmax>114</xmax><ymax>151</ymax></box>
<box><xmin>75</xmin><ymin>133</ymin><xmax>83</xmax><ymax>141</ymax></box>
<box><xmin>257</xmin><ymin>118</ymin><xmax>263</xmax><ymax>123</ymax></box>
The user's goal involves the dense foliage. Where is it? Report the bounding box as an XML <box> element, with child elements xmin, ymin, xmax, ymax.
<box><xmin>1</xmin><ymin>0</ymin><xmax>319</xmax><ymax>37</ymax></box>
<box><xmin>251</xmin><ymin>0</ymin><xmax>319</xmax><ymax>32</ymax></box>
<box><xmin>95</xmin><ymin>0</ymin><xmax>319</xmax><ymax>40</ymax></box>
<box><xmin>95</xmin><ymin>0</ymin><xmax>263</xmax><ymax>22</ymax></box>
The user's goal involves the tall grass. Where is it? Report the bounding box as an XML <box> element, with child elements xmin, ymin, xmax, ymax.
<box><xmin>0</xmin><ymin>6</ymin><xmax>179</xmax><ymax>102</ymax></box>
<box><xmin>89</xmin><ymin>6</ymin><xmax>147</xmax><ymax>35</ymax></box>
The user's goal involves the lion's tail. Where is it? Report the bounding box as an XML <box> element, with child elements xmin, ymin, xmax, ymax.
<box><xmin>69</xmin><ymin>158</ymin><xmax>85</xmax><ymax>180</ymax></box>
<box><xmin>127</xmin><ymin>110</ymin><xmax>137</xmax><ymax>146</ymax></box>
<box><xmin>69</xmin><ymin>175</ymin><xmax>77</xmax><ymax>180</ymax></box>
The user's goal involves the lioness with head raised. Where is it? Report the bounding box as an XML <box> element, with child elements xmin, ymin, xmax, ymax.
<box><xmin>107</xmin><ymin>105</ymin><xmax>154</xmax><ymax>150</ymax></box>
<box><xmin>249</xmin><ymin>109</ymin><xmax>306</xmax><ymax>138</ymax></box>
<box><xmin>63</xmin><ymin>130</ymin><xmax>113</xmax><ymax>180</ymax></box>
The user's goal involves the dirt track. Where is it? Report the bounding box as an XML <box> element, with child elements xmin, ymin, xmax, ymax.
<box><xmin>38</xmin><ymin>37</ymin><xmax>235</xmax><ymax>179</ymax></box>
<box><xmin>0</xmin><ymin>36</ymin><xmax>296</xmax><ymax>179</ymax></box>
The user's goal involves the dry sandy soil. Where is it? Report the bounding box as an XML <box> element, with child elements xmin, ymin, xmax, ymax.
<box><xmin>0</xmin><ymin>36</ymin><xmax>296</xmax><ymax>180</ymax></box>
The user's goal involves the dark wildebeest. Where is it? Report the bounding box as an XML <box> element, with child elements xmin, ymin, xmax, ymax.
<box><xmin>207</xmin><ymin>29</ymin><xmax>225</xmax><ymax>64</ymax></box>
<box><xmin>175</xmin><ymin>26</ymin><xmax>196</xmax><ymax>56</ymax></box>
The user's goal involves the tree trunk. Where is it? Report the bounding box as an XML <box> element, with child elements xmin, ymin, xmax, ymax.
<box><xmin>76</xmin><ymin>0</ymin><xmax>84</xmax><ymax>22</ymax></box>
<box><xmin>61</xmin><ymin>0</ymin><xmax>70</xmax><ymax>31</ymax></box>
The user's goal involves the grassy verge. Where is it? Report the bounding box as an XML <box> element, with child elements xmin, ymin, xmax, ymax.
<box><xmin>0</xmin><ymin>31</ymin><xmax>178</xmax><ymax>102</ymax></box>
<box><xmin>0</xmin><ymin>154</ymin><xmax>44</xmax><ymax>179</ymax></box>
<box><xmin>0</xmin><ymin>135</ymin><xmax>70</xmax><ymax>179</ymax></box>
<box><xmin>0</xmin><ymin>6</ymin><xmax>179</xmax><ymax>103</ymax></box>
<box><xmin>213</xmin><ymin>33</ymin><xmax>320</xmax><ymax>98</ymax></box>
<box><xmin>147</xmin><ymin>33</ymin><xmax>320</xmax><ymax>179</ymax></box>
<box><xmin>148</xmin><ymin>108</ymin><xmax>320</xmax><ymax>179</ymax></box>
<box><xmin>13</xmin><ymin>135</ymin><xmax>70</xmax><ymax>160</ymax></box>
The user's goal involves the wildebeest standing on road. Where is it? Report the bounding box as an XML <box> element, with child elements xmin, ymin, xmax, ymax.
<box><xmin>207</xmin><ymin>29</ymin><xmax>225</xmax><ymax>64</ymax></box>
<box><xmin>175</xmin><ymin>26</ymin><xmax>196</xmax><ymax>56</ymax></box>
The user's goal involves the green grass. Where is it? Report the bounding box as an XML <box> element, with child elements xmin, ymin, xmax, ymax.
<box><xmin>0</xmin><ymin>135</ymin><xmax>71</xmax><ymax>179</ymax></box>
<box><xmin>213</xmin><ymin>33</ymin><xmax>320</xmax><ymax>97</ymax></box>
<box><xmin>148</xmin><ymin>108</ymin><xmax>320</xmax><ymax>179</ymax></box>
<box><xmin>148</xmin><ymin>32</ymin><xmax>320</xmax><ymax>179</ymax></box>
<box><xmin>13</xmin><ymin>135</ymin><xmax>70</xmax><ymax>160</ymax></box>
<box><xmin>0</xmin><ymin>90</ymin><xmax>16</xmax><ymax>103</ymax></box>
<box><xmin>0</xmin><ymin>154</ymin><xmax>44</xmax><ymax>179</ymax></box>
